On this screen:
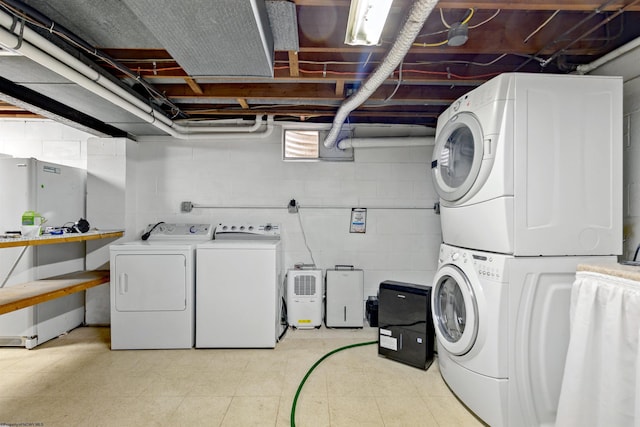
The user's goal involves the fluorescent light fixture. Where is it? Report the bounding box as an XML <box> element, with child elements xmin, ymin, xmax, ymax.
<box><xmin>344</xmin><ymin>0</ymin><xmax>393</xmax><ymax>46</ymax></box>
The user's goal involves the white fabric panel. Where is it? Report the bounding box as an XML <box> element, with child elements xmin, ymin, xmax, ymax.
<box><xmin>556</xmin><ymin>271</ymin><xmax>640</xmax><ymax>427</ymax></box>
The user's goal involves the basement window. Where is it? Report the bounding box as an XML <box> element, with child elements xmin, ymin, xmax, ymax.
<box><xmin>283</xmin><ymin>130</ymin><xmax>319</xmax><ymax>160</ymax></box>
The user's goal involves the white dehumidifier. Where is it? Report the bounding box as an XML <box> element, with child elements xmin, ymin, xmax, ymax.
<box><xmin>287</xmin><ymin>268</ymin><xmax>323</xmax><ymax>328</ymax></box>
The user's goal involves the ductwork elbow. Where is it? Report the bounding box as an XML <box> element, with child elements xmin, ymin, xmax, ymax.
<box><xmin>323</xmin><ymin>0</ymin><xmax>440</xmax><ymax>149</ymax></box>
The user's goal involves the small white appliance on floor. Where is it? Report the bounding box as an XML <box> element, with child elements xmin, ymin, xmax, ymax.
<box><xmin>287</xmin><ymin>267</ymin><xmax>323</xmax><ymax>329</ymax></box>
<box><xmin>325</xmin><ymin>266</ymin><xmax>364</xmax><ymax>328</ymax></box>
<box><xmin>196</xmin><ymin>223</ymin><xmax>282</xmax><ymax>348</ymax></box>
<box><xmin>431</xmin><ymin>73</ymin><xmax>622</xmax><ymax>256</ymax></box>
<box><xmin>431</xmin><ymin>243</ymin><xmax>616</xmax><ymax>427</ymax></box>
<box><xmin>109</xmin><ymin>223</ymin><xmax>213</xmax><ymax>350</ymax></box>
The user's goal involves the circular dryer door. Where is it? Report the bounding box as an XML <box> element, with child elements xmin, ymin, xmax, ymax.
<box><xmin>432</xmin><ymin>264</ymin><xmax>479</xmax><ymax>355</ymax></box>
<box><xmin>431</xmin><ymin>112</ymin><xmax>485</xmax><ymax>203</ymax></box>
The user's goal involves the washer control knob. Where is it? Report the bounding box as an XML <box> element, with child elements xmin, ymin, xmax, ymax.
<box><xmin>452</xmin><ymin>252</ymin><xmax>460</xmax><ymax>261</ymax></box>
<box><xmin>248</xmin><ymin>226</ymin><xmax>254</xmax><ymax>231</ymax></box>
<box><xmin>231</xmin><ymin>225</ymin><xmax>237</xmax><ymax>231</ymax></box>
<box><xmin>264</xmin><ymin>224</ymin><xmax>272</xmax><ymax>231</ymax></box>
<box><xmin>240</xmin><ymin>226</ymin><xmax>245</xmax><ymax>231</ymax></box>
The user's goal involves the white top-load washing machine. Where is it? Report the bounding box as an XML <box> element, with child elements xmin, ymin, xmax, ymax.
<box><xmin>432</xmin><ymin>243</ymin><xmax>616</xmax><ymax>427</ymax></box>
<box><xmin>196</xmin><ymin>223</ymin><xmax>282</xmax><ymax>348</ymax></box>
<box><xmin>431</xmin><ymin>73</ymin><xmax>622</xmax><ymax>256</ymax></box>
<box><xmin>109</xmin><ymin>223</ymin><xmax>213</xmax><ymax>349</ymax></box>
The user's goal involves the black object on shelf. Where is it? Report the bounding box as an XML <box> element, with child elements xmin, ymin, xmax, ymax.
<box><xmin>366</xmin><ymin>296</ymin><xmax>379</xmax><ymax>327</ymax></box>
<box><xmin>377</xmin><ymin>280</ymin><xmax>435</xmax><ymax>370</ymax></box>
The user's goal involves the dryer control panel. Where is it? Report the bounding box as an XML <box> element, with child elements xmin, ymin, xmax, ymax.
<box><xmin>146</xmin><ymin>223</ymin><xmax>214</xmax><ymax>240</ymax></box>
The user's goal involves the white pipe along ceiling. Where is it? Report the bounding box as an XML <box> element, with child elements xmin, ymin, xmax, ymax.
<box><xmin>324</xmin><ymin>0</ymin><xmax>440</xmax><ymax>150</ymax></box>
<box><xmin>0</xmin><ymin>9</ymin><xmax>273</xmax><ymax>139</ymax></box>
<box><xmin>337</xmin><ymin>136</ymin><xmax>435</xmax><ymax>149</ymax></box>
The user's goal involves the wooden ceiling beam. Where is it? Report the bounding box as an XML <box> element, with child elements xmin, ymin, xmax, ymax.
<box><xmin>288</xmin><ymin>51</ymin><xmax>300</xmax><ymax>77</ymax></box>
<box><xmin>153</xmin><ymin>82</ymin><xmax>468</xmax><ymax>102</ymax></box>
<box><xmin>237</xmin><ymin>98</ymin><xmax>250</xmax><ymax>109</ymax></box>
<box><xmin>293</xmin><ymin>0</ymin><xmax>640</xmax><ymax>11</ymax></box>
<box><xmin>335</xmin><ymin>79</ymin><xmax>345</xmax><ymax>97</ymax></box>
<box><xmin>184</xmin><ymin>77</ymin><xmax>203</xmax><ymax>95</ymax></box>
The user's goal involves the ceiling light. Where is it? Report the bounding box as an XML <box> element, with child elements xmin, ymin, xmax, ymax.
<box><xmin>344</xmin><ymin>0</ymin><xmax>393</xmax><ymax>46</ymax></box>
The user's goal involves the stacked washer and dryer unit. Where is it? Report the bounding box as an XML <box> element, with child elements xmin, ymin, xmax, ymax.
<box><xmin>430</xmin><ymin>73</ymin><xmax>622</xmax><ymax>427</ymax></box>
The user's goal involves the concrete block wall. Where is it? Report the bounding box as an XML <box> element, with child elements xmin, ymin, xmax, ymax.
<box><xmin>85</xmin><ymin>137</ymin><xmax>139</xmax><ymax>324</ymax></box>
<box><xmin>134</xmin><ymin>126</ymin><xmax>442</xmax><ymax>299</ymax></box>
<box><xmin>0</xmin><ymin>119</ymin><xmax>442</xmax><ymax>323</ymax></box>
<box><xmin>0</xmin><ymin>119</ymin><xmax>88</xmax><ymax>169</ymax></box>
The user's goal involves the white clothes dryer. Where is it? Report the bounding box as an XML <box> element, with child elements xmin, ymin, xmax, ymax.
<box><xmin>431</xmin><ymin>73</ymin><xmax>622</xmax><ymax>256</ymax></box>
<box><xmin>432</xmin><ymin>243</ymin><xmax>616</xmax><ymax>427</ymax></box>
<box><xmin>110</xmin><ymin>223</ymin><xmax>213</xmax><ymax>350</ymax></box>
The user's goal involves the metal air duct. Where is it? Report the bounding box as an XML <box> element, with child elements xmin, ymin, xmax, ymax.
<box><xmin>323</xmin><ymin>0</ymin><xmax>440</xmax><ymax>149</ymax></box>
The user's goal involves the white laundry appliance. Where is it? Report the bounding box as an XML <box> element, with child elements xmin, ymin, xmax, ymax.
<box><xmin>0</xmin><ymin>157</ymin><xmax>86</xmax><ymax>348</ymax></box>
<box><xmin>196</xmin><ymin>223</ymin><xmax>282</xmax><ymax>348</ymax></box>
<box><xmin>431</xmin><ymin>73</ymin><xmax>622</xmax><ymax>256</ymax></box>
<box><xmin>109</xmin><ymin>223</ymin><xmax>213</xmax><ymax>350</ymax></box>
<box><xmin>431</xmin><ymin>243</ymin><xmax>615</xmax><ymax>427</ymax></box>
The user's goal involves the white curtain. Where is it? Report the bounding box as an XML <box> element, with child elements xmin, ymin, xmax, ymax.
<box><xmin>556</xmin><ymin>270</ymin><xmax>640</xmax><ymax>427</ymax></box>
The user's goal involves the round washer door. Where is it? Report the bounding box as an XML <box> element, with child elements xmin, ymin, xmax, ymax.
<box><xmin>431</xmin><ymin>112</ymin><xmax>485</xmax><ymax>203</ymax></box>
<box><xmin>432</xmin><ymin>264</ymin><xmax>479</xmax><ymax>356</ymax></box>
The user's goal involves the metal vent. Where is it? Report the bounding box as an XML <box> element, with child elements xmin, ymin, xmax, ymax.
<box><xmin>294</xmin><ymin>275</ymin><xmax>317</xmax><ymax>296</ymax></box>
<box><xmin>121</xmin><ymin>0</ymin><xmax>274</xmax><ymax>77</ymax></box>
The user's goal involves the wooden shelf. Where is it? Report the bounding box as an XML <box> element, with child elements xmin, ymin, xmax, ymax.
<box><xmin>0</xmin><ymin>230</ymin><xmax>124</xmax><ymax>248</ymax></box>
<box><xmin>0</xmin><ymin>270</ymin><xmax>110</xmax><ymax>315</ymax></box>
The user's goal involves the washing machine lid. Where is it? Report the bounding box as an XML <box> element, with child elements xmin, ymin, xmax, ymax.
<box><xmin>432</xmin><ymin>263</ymin><xmax>479</xmax><ymax>356</ymax></box>
<box><xmin>431</xmin><ymin>112</ymin><xmax>485</xmax><ymax>203</ymax></box>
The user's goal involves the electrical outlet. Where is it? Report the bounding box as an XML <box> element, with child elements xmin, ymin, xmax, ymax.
<box><xmin>180</xmin><ymin>201</ymin><xmax>193</xmax><ymax>213</ymax></box>
<box><xmin>288</xmin><ymin>199</ymin><xmax>298</xmax><ymax>213</ymax></box>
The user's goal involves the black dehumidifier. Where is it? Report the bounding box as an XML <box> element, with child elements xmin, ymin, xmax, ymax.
<box><xmin>377</xmin><ymin>280</ymin><xmax>435</xmax><ymax>370</ymax></box>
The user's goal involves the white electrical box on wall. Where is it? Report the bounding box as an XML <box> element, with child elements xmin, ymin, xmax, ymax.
<box><xmin>325</xmin><ymin>266</ymin><xmax>364</xmax><ymax>328</ymax></box>
<box><xmin>287</xmin><ymin>269</ymin><xmax>323</xmax><ymax>329</ymax></box>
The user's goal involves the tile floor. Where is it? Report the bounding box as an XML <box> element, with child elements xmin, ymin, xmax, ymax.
<box><xmin>0</xmin><ymin>326</ymin><xmax>485</xmax><ymax>426</ymax></box>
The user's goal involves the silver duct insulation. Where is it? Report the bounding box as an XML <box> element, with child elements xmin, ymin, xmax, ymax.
<box><xmin>323</xmin><ymin>0</ymin><xmax>440</xmax><ymax>149</ymax></box>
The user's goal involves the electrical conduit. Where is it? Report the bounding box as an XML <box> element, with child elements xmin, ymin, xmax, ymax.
<box><xmin>0</xmin><ymin>10</ymin><xmax>271</xmax><ymax>139</ymax></box>
<box><xmin>323</xmin><ymin>0</ymin><xmax>440</xmax><ymax>149</ymax></box>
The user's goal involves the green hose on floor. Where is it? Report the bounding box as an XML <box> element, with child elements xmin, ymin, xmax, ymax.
<box><xmin>290</xmin><ymin>340</ymin><xmax>378</xmax><ymax>427</ymax></box>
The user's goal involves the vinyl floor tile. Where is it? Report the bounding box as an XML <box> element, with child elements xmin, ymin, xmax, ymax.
<box><xmin>0</xmin><ymin>326</ymin><xmax>485</xmax><ymax>426</ymax></box>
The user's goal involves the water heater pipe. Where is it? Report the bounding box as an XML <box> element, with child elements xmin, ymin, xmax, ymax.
<box><xmin>322</xmin><ymin>0</ymin><xmax>440</xmax><ymax>149</ymax></box>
